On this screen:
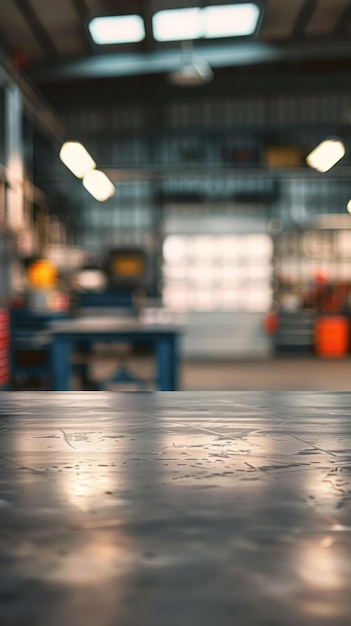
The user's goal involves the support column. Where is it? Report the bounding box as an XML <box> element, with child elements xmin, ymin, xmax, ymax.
<box><xmin>5</xmin><ymin>84</ymin><xmax>24</xmax><ymax>231</ymax></box>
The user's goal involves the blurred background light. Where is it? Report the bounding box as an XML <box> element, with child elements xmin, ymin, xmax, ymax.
<box><xmin>306</xmin><ymin>139</ymin><xmax>345</xmax><ymax>173</ymax></box>
<box><xmin>153</xmin><ymin>8</ymin><xmax>202</xmax><ymax>42</ymax></box>
<box><xmin>204</xmin><ymin>3</ymin><xmax>261</xmax><ymax>38</ymax></box>
<box><xmin>75</xmin><ymin>269</ymin><xmax>107</xmax><ymax>291</ymax></box>
<box><xmin>83</xmin><ymin>170</ymin><xmax>115</xmax><ymax>201</ymax></box>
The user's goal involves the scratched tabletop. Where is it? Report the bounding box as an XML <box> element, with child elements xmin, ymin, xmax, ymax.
<box><xmin>0</xmin><ymin>392</ymin><xmax>350</xmax><ymax>626</ymax></box>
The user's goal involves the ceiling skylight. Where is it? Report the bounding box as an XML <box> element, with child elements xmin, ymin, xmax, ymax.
<box><xmin>152</xmin><ymin>8</ymin><xmax>202</xmax><ymax>42</ymax></box>
<box><xmin>88</xmin><ymin>15</ymin><xmax>145</xmax><ymax>45</ymax></box>
<box><xmin>152</xmin><ymin>3</ymin><xmax>260</xmax><ymax>42</ymax></box>
<box><xmin>204</xmin><ymin>4</ymin><xmax>260</xmax><ymax>38</ymax></box>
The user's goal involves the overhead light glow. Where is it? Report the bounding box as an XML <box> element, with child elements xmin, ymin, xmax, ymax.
<box><xmin>306</xmin><ymin>139</ymin><xmax>346</xmax><ymax>173</ymax></box>
<box><xmin>59</xmin><ymin>141</ymin><xmax>96</xmax><ymax>179</ymax></box>
<box><xmin>347</xmin><ymin>200</ymin><xmax>351</xmax><ymax>214</ymax></box>
<box><xmin>204</xmin><ymin>4</ymin><xmax>260</xmax><ymax>38</ymax></box>
<box><xmin>76</xmin><ymin>269</ymin><xmax>107</xmax><ymax>291</ymax></box>
<box><xmin>83</xmin><ymin>170</ymin><xmax>115</xmax><ymax>202</ymax></box>
<box><xmin>88</xmin><ymin>15</ymin><xmax>145</xmax><ymax>45</ymax></box>
<box><xmin>153</xmin><ymin>4</ymin><xmax>260</xmax><ymax>42</ymax></box>
<box><xmin>153</xmin><ymin>8</ymin><xmax>201</xmax><ymax>42</ymax></box>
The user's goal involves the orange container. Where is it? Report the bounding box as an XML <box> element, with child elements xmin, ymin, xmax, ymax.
<box><xmin>314</xmin><ymin>316</ymin><xmax>349</xmax><ymax>357</ymax></box>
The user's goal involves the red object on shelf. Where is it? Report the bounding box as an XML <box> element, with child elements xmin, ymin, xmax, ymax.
<box><xmin>263</xmin><ymin>311</ymin><xmax>279</xmax><ymax>335</ymax></box>
<box><xmin>0</xmin><ymin>308</ymin><xmax>9</xmax><ymax>387</ymax></box>
<box><xmin>314</xmin><ymin>316</ymin><xmax>349</xmax><ymax>357</ymax></box>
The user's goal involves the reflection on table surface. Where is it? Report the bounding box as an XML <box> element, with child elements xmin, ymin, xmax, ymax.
<box><xmin>0</xmin><ymin>391</ymin><xmax>350</xmax><ymax>626</ymax></box>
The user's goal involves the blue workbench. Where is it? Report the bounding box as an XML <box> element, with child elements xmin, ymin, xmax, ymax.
<box><xmin>49</xmin><ymin>317</ymin><xmax>181</xmax><ymax>391</ymax></box>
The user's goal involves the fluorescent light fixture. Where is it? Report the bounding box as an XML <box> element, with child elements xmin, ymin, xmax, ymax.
<box><xmin>88</xmin><ymin>15</ymin><xmax>145</xmax><ymax>45</ymax></box>
<box><xmin>153</xmin><ymin>4</ymin><xmax>260</xmax><ymax>42</ymax></box>
<box><xmin>83</xmin><ymin>170</ymin><xmax>115</xmax><ymax>202</ymax></box>
<box><xmin>306</xmin><ymin>139</ymin><xmax>346</xmax><ymax>173</ymax></box>
<box><xmin>204</xmin><ymin>4</ymin><xmax>260</xmax><ymax>38</ymax></box>
<box><xmin>59</xmin><ymin>141</ymin><xmax>96</xmax><ymax>178</ymax></box>
<box><xmin>347</xmin><ymin>200</ymin><xmax>351</xmax><ymax>214</ymax></box>
<box><xmin>153</xmin><ymin>7</ymin><xmax>201</xmax><ymax>42</ymax></box>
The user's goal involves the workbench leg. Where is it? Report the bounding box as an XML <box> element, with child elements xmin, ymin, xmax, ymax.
<box><xmin>50</xmin><ymin>340</ymin><xmax>72</xmax><ymax>391</ymax></box>
<box><xmin>155</xmin><ymin>335</ymin><xmax>179</xmax><ymax>391</ymax></box>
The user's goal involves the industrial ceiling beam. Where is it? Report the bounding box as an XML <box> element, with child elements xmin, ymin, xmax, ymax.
<box><xmin>291</xmin><ymin>0</ymin><xmax>318</xmax><ymax>39</ymax></box>
<box><xmin>138</xmin><ymin>0</ymin><xmax>155</xmax><ymax>52</ymax></box>
<box><xmin>14</xmin><ymin>0</ymin><xmax>59</xmax><ymax>61</ymax></box>
<box><xmin>334</xmin><ymin>1</ymin><xmax>351</xmax><ymax>36</ymax></box>
<box><xmin>70</xmin><ymin>0</ymin><xmax>93</xmax><ymax>54</ymax></box>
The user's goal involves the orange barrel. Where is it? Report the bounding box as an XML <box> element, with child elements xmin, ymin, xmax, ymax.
<box><xmin>314</xmin><ymin>316</ymin><xmax>349</xmax><ymax>357</ymax></box>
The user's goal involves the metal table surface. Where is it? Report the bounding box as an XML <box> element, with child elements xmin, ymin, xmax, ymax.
<box><xmin>0</xmin><ymin>391</ymin><xmax>350</xmax><ymax>626</ymax></box>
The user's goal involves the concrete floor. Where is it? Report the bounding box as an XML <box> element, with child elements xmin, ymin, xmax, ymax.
<box><xmin>87</xmin><ymin>350</ymin><xmax>351</xmax><ymax>391</ymax></box>
<box><xmin>181</xmin><ymin>357</ymin><xmax>351</xmax><ymax>391</ymax></box>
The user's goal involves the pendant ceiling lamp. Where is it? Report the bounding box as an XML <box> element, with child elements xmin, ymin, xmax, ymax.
<box><xmin>168</xmin><ymin>58</ymin><xmax>213</xmax><ymax>87</ymax></box>
<box><xmin>167</xmin><ymin>40</ymin><xmax>213</xmax><ymax>87</ymax></box>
